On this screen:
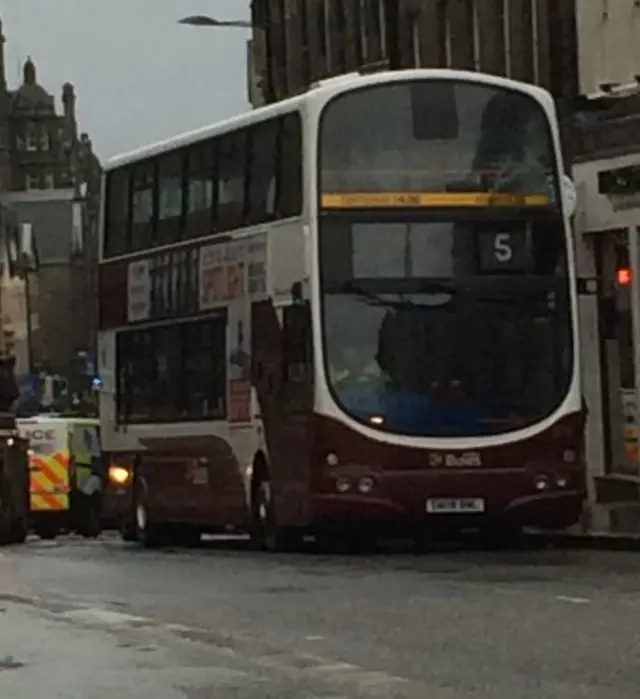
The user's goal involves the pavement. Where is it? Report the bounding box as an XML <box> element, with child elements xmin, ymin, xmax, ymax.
<box><xmin>2</xmin><ymin>534</ymin><xmax>640</xmax><ymax>698</ymax></box>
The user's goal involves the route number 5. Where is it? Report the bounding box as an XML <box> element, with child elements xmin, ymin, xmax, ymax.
<box><xmin>493</xmin><ymin>233</ymin><xmax>512</xmax><ymax>262</ymax></box>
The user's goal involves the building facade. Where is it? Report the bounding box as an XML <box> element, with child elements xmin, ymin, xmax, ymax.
<box><xmin>0</xmin><ymin>19</ymin><xmax>101</xmax><ymax>391</ymax></box>
<box><xmin>251</xmin><ymin>0</ymin><xmax>581</xmax><ymax>106</ymax></box>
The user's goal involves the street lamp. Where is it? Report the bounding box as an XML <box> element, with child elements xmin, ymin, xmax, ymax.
<box><xmin>177</xmin><ymin>14</ymin><xmax>267</xmax><ymax>108</ymax></box>
<box><xmin>177</xmin><ymin>15</ymin><xmax>250</xmax><ymax>28</ymax></box>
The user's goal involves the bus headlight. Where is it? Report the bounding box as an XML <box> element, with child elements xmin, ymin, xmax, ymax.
<box><xmin>357</xmin><ymin>476</ymin><xmax>375</xmax><ymax>494</ymax></box>
<box><xmin>108</xmin><ymin>465</ymin><xmax>131</xmax><ymax>486</ymax></box>
<box><xmin>534</xmin><ymin>474</ymin><xmax>550</xmax><ymax>491</ymax></box>
<box><xmin>335</xmin><ymin>476</ymin><xmax>351</xmax><ymax>493</ymax></box>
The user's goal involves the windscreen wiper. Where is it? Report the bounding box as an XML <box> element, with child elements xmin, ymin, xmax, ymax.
<box><xmin>340</xmin><ymin>280</ymin><xmax>457</xmax><ymax>308</ymax></box>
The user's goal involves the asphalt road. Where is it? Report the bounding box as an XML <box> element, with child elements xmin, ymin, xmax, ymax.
<box><xmin>2</xmin><ymin>535</ymin><xmax>640</xmax><ymax>698</ymax></box>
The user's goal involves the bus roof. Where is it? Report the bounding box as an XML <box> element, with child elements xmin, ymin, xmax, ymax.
<box><xmin>104</xmin><ymin>68</ymin><xmax>552</xmax><ymax>173</ymax></box>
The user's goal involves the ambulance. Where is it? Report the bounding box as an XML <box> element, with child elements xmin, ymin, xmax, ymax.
<box><xmin>17</xmin><ymin>415</ymin><xmax>103</xmax><ymax>539</ymax></box>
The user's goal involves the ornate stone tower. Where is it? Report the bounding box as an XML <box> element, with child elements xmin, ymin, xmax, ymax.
<box><xmin>0</xmin><ymin>20</ymin><xmax>12</xmax><ymax>193</ymax></box>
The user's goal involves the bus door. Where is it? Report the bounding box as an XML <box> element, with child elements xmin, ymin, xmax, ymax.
<box><xmin>251</xmin><ymin>295</ymin><xmax>313</xmax><ymax>526</ymax></box>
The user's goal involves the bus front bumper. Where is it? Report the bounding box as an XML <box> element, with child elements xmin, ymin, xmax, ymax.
<box><xmin>310</xmin><ymin>471</ymin><xmax>586</xmax><ymax>532</ymax></box>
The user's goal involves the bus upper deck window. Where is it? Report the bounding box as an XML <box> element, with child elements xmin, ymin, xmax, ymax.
<box><xmin>411</xmin><ymin>82</ymin><xmax>459</xmax><ymax>140</ymax></box>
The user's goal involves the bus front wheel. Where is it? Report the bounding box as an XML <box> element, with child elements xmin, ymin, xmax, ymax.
<box><xmin>251</xmin><ymin>478</ymin><xmax>302</xmax><ymax>553</ymax></box>
<box><xmin>134</xmin><ymin>502</ymin><xmax>166</xmax><ymax>549</ymax></box>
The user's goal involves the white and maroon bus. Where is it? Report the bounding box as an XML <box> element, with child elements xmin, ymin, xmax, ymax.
<box><xmin>98</xmin><ymin>69</ymin><xmax>585</xmax><ymax>551</ymax></box>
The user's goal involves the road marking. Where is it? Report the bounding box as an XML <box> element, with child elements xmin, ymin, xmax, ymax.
<box><xmin>312</xmin><ymin>662</ymin><xmax>360</xmax><ymax>672</ymax></box>
<box><xmin>62</xmin><ymin>608</ymin><xmax>151</xmax><ymax>626</ymax></box>
<box><xmin>305</xmin><ymin>635</ymin><xmax>324</xmax><ymax>641</ymax></box>
<box><xmin>556</xmin><ymin>595</ymin><xmax>591</xmax><ymax>605</ymax></box>
<box><xmin>49</xmin><ymin>603</ymin><xmax>420</xmax><ymax>696</ymax></box>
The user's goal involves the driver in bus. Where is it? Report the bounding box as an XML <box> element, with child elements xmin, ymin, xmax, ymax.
<box><xmin>328</xmin><ymin>343</ymin><xmax>387</xmax><ymax>417</ymax></box>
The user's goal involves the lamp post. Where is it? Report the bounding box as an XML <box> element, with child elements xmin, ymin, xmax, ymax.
<box><xmin>177</xmin><ymin>15</ymin><xmax>250</xmax><ymax>29</ymax></box>
<box><xmin>177</xmin><ymin>14</ymin><xmax>267</xmax><ymax>107</ymax></box>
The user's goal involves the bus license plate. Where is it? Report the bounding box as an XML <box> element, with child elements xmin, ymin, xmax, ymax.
<box><xmin>425</xmin><ymin>498</ymin><xmax>485</xmax><ymax>514</ymax></box>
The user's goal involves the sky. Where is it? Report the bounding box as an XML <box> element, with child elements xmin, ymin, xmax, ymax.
<box><xmin>0</xmin><ymin>0</ymin><xmax>251</xmax><ymax>160</ymax></box>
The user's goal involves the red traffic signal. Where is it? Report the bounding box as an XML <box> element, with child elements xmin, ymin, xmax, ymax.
<box><xmin>617</xmin><ymin>267</ymin><xmax>632</xmax><ymax>286</ymax></box>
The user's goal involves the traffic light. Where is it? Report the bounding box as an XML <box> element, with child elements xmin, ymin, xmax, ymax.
<box><xmin>617</xmin><ymin>266</ymin><xmax>632</xmax><ymax>286</ymax></box>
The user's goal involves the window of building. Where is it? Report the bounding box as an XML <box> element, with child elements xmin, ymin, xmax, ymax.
<box><xmin>276</xmin><ymin>113</ymin><xmax>303</xmax><ymax>218</ymax></box>
<box><xmin>247</xmin><ymin>118</ymin><xmax>278</xmax><ymax>225</ymax></box>
<box><xmin>299</xmin><ymin>0</ymin><xmax>311</xmax><ymax>85</ymax></box>
<box><xmin>216</xmin><ymin>130</ymin><xmax>248</xmax><ymax>231</ymax></box>
<box><xmin>44</xmin><ymin>173</ymin><xmax>55</xmax><ymax>189</ymax></box>
<box><xmin>157</xmin><ymin>151</ymin><xmax>184</xmax><ymax>244</ymax></box>
<box><xmin>40</xmin><ymin>132</ymin><xmax>51</xmax><ymax>151</ymax></box>
<box><xmin>116</xmin><ymin>315</ymin><xmax>227</xmax><ymax>423</ymax></box>
<box><xmin>333</xmin><ymin>0</ymin><xmax>347</xmax><ymax>71</ymax></box>
<box><xmin>354</xmin><ymin>0</ymin><xmax>364</xmax><ymax>65</ymax></box>
<box><xmin>377</xmin><ymin>0</ymin><xmax>387</xmax><ymax>59</ymax></box>
<box><xmin>25</xmin><ymin>174</ymin><xmax>40</xmax><ymax>190</ymax></box>
<box><xmin>130</xmin><ymin>161</ymin><xmax>155</xmax><ymax>250</ymax></box>
<box><xmin>104</xmin><ymin>168</ymin><xmax>130</xmax><ymax>257</ymax></box>
<box><xmin>25</xmin><ymin>123</ymin><xmax>38</xmax><ymax>152</ymax></box>
<box><xmin>185</xmin><ymin>140</ymin><xmax>216</xmax><ymax>239</ymax></box>
<box><xmin>318</xmin><ymin>0</ymin><xmax>329</xmax><ymax>72</ymax></box>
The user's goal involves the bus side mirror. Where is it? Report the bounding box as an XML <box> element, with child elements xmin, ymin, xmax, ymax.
<box><xmin>561</xmin><ymin>174</ymin><xmax>577</xmax><ymax>218</ymax></box>
<box><xmin>283</xmin><ymin>302</ymin><xmax>311</xmax><ymax>365</ymax></box>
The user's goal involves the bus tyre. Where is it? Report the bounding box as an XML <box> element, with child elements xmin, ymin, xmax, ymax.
<box><xmin>120</xmin><ymin>519</ymin><xmax>137</xmax><ymax>542</ymax></box>
<box><xmin>77</xmin><ymin>494</ymin><xmax>102</xmax><ymax>539</ymax></box>
<box><xmin>135</xmin><ymin>502</ymin><xmax>165</xmax><ymax>549</ymax></box>
<box><xmin>171</xmin><ymin>525</ymin><xmax>202</xmax><ymax>548</ymax></box>
<box><xmin>35</xmin><ymin>522</ymin><xmax>58</xmax><ymax>541</ymax></box>
<box><xmin>251</xmin><ymin>480</ymin><xmax>301</xmax><ymax>553</ymax></box>
<box><xmin>9</xmin><ymin>513</ymin><xmax>27</xmax><ymax>544</ymax></box>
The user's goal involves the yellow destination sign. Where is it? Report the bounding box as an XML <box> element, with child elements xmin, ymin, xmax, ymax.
<box><xmin>321</xmin><ymin>192</ymin><xmax>550</xmax><ymax>208</ymax></box>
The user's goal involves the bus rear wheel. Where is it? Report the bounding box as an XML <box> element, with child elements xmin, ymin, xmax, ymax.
<box><xmin>251</xmin><ymin>479</ymin><xmax>302</xmax><ymax>553</ymax></box>
<box><xmin>135</xmin><ymin>502</ymin><xmax>166</xmax><ymax>549</ymax></box>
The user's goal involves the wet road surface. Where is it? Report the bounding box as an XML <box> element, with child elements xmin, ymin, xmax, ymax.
<box><xmin>2</xmin><ymin>534</ymin><xmax>640</xmax><ymax>697</ymax></box>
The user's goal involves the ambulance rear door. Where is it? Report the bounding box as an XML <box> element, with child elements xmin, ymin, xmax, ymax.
<box><xmin>18</xmin><ymin>421</ymin><xmax>71</xmax><ymax>512</ymax></box>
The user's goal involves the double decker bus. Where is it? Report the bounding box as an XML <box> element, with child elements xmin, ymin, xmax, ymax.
<box><xmin>98</xmin><ymin>69</ymin><xmax>585</xmax><ymax>551</ymax></box>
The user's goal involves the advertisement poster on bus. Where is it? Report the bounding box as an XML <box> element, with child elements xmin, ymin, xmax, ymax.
<box><xmin>199</xmin><ymin>234</ymin><xmax>267</xmax><ymax>423</ymax></box>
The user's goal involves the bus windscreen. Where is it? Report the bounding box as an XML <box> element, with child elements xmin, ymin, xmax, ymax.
<box><xmin>319</xmin><ymin>217</ymin><xmax>573</xmax><ymax>437</ymax></box>
<box><xmin>319</xmin><ymin>79</ymin><xmax>559</xmax><ymax>207</ymax></box>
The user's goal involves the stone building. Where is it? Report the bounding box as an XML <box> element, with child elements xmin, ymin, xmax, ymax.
<box><xmin>250</xmin><ymin>0</ymin><xmax>579</xmax><ymax>110</ymax></box>
<box><xmin>0</xmin><ymin>18</ymin><xmax>101</xmax><ymax>388</ymax></box>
